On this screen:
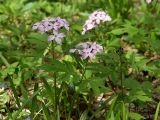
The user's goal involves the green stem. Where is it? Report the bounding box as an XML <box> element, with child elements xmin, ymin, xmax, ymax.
<box><xmin>54</xmin><ymin>73</ymin><xmax>57</xmax><ymax>120</ymax></box>
<box><xmin>51</xmin><ymin>41</ymin><xmax>55</xmax><ymax>59</ymax></box>
<box><xmin>80</xmin><ymin>61</ymin><xmax>87</xmax><ymax>82</ymax></box>
<box><xmin>119</xmin><ymin>47</ymin><xmax>124</xmax><ymax>97</ymax></box>
<box><xmin>61</xmin><ymin>0</ymin><xmax>64</xmax><ymax>17</ymax></box>
<box><xmin>51</xmin><ymin>41</ymin><xmax>57</xmax><ymax>119</ymax></box>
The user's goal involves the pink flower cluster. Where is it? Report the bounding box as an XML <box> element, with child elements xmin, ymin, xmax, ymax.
<box><xmin>32</xmin><ymin>10</ymin><xmax>111</xmax><ymax>59</ymax></box>
<box><xmin>70</xmin><ymin>42</ymin><xmax>103</xmax><ymax>60</ymax></box>
<box><xmin>32</xmin><ymin>17</ymin><xmax>69</xmax><ymax>44</ymax></box>
<box><xmin>82</xmin><ymin>11</ymin><xmax>112</xmax><ymax>35</ymax></box>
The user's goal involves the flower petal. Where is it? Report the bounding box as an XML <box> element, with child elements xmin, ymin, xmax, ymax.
<box><xmin>48</xmin><ymin>35</ymin><xmax>55</xmax><ymax>41</ymax></box>
<box><xmin>55</xmin><ymin>38</ymin><xmax>62</xmax><ymax>44</ymax></box>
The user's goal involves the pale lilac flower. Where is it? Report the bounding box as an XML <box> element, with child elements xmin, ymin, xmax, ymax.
<box><xmin>52</xmin><ymin>17</ymin><xmax>64</xmax><ymax>30</ymax></box>
<box><xmin>51</xmin><ymin>17</ymin><xmax>69</xmax><ymax>31</ymax></box>
<box><xmin>69</xmin><ymin>49</ymin><xmax>81</xmax><ymax>55</ymax></box>
<box><xmin>37</xmin><ymin>24</ymin><xmax>45</xmax><ymax>32</ymax></box>
<box><xmin>48</xmin><ymin>30</ymin><xmax>65</xmax><ymax>44</ymax></box>
<box><xmin>82</xmin><ymin>20</ymin><xmax>96</xmax><ymax>35</ymax></box>
<box><xmin>89</xmin><ymin>11</ymin><xmax>111</xmax><ymax>23</ymax></box>
<box><xmin>146</xmin><ymin>0</ymin><xmax>152</xmax><ymax>4</ymax></box>
<box><xmin>90</xmin><ymin>42</ymin><xmax>103</xmax><ymax>53</ymax></box>
<box><xmin>80</xmin><ymin>48</ymin><xmax>95</xmax><ymax>59</ymax></box>
<box><xmin>70</xmin><ymin>42</ymin><xmax>103</xmax><ymax>60</ymax></box>
<box><xmin>32</xmin><ymin>19</ymin><xmax>52</xmax><ymax>32</ymax></box>
<box><xmin>32</xmin><ymin>22</ymin><xmax>46</xmax><ymax>32</ymax></box>
<box><xmin>42</xmin><ymin>20</ymin><xmax>53</xmax><ymax>32</ymax></box>
<box><xmin>69</xmin><ymin>49</ymin><xmax>77</xmax><ymax>53</ymax></box>
<box><xmin>78</xmin><ymin>42</ymin><xmax>92</xmax><ymax>49</ymax></box>
<box><xmin>25</xmin><ymin>116</ymin><xmax>32</xmax><ymax>120</ymax></box>
<box><xmin>82</xmin><ymin>10</ymin><xmax>111</xmax><ymax>35</ymax></box>
<box><xmin>32</xmin><ymin>22</ymin><xmax>40</xmax><ymax>30</ymax></box>
<box><xmin>48</xmin><ymin>35</ymin><xmax>55</xmax><ymax>41</ymax></box>
<box><xmin>32</xmin><ymin>17</ymin><xmax>69</xmax><ymax>44</ymax></box>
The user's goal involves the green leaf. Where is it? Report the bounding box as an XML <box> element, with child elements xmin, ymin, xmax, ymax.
<box><xmin>123</xmin><ymin>24</ymin><xmax>138</xmax><ymax>36</ymax></box>
<box><xmin>125</xmin><ymin>51</ymin><xmax>150</xmax><ymax>71</ymax></box>
<box><xmin>129</xmin><ymin>112</ymin><xmax>145</xmax><ymax>120</ymax></box>
<box><xmin>84</xmin><ymin>70</ymin><xmax>92</xmax><ymax>79</ymax></box>
<box><xmin>64</xmin><ymin>55</ymin><xmax>73</xmax><ymax>62</ymax></box>
<box><xmin>0</xmin><ymin>14</ymin><xmax>8</xmax><ymax>22</ymax></box>
<box><xmin>106</xmin><ymin>38</ymin><xmax>121</xmax><ymax>48</ymax></box>
<box><xmin>80</xmin><ymin>110</ymin><xmax>88</xmax><ymax>120</ymax></box>
<box><xmin>0</xmin><ymin>90</ymin><xmax>10</xmax><ymax>106</ymax></box>
<box><xmin>39</xmin><ymin>60</ymin><xmax>67</xmax><ymax>72</ymax></box>
<box><xmin>131</xmin><ymin>90</ymin><xmax>152</xmax><ymax>102</ymax></box>
<box><xmin>7</xmin><ymin>25</ymin><xmax>21</xmax><ymax>36</ymax></box>
<box><xmin>142</xmin><ymin>81</ymin><xmax>153</xmax><ymax>95</ymax></box>
<box><xmin>0</xmin><ymin>62</ymin><xmax>19</xmax><ymax>79</ymax></box>
<box><xmin>123</xmin><ymin>78</ymin><xmax>141</xmax><ymax>91</ymax></box>
<box><xmin>110</xmin><ymin>111</ymin><xmax>115</xmax><ymax>120</ymax></box>
<box><xmin>110</xmin><ymin>28</ymin><xmax>126</xmax><ymax>35</ymax></box>
<box><xmin>89</xmin><ymin>78</ymin><xmax>109</xmax><ymax>95</ymax></box>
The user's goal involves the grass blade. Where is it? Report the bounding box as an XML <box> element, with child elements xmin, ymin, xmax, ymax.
<box><xmin>41</xmin><ymin>78</ymin><xmax>54</xmax><ymax>104</ymax></box>
<box><xmin>106</xmin><ymin>95</ymin><xmax>118</xmax><ymax>119</ymax></box>
<box><xmin>154</xmin><ymin>102</ymin><xmax>160</xmax><ymax>120</ymax></box>
<box><xmin>31</xmin><ymin>83</ymin><xmax>39</xmax><ymax>118</ymax></box>
<box><xmin>42</xmin><ymin>102</ymin><xmax>52</xmax><ymax>120</ymax></box>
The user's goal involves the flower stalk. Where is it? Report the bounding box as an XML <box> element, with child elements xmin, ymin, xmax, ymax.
<box><xmin>51</xmin><ymin>41</ymin><xmax>58</xmax><ymax>119</ymax></box>
<box><xmin>119</xmin><ymin>43</ymin><xmax>124</xmax><ymax>98</ymax></box>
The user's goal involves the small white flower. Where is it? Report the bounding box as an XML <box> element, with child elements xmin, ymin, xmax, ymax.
<box><xmin>146</xmin><ymin>0</ymin><xmax>152</xmax><ymax>4</ymax></box>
